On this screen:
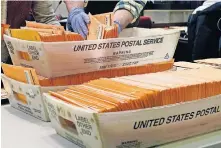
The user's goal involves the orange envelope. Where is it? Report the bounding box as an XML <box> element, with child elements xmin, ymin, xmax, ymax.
<box><xmin>2</xmin><ymin>63</ymin><xmax>40</xmax><ymax>85</ymax></box>
<box><xmin>64</xmin><ymin>31</ymin><xmax>84</xmax><ymax>41</ymax></box>
<box><xmin>87</xmin><ymin>13</ymin><xmax>104</xmax><ymax>40</ymax></box>
<box><xmin>93</xmin><ymin>12</ymin><xmax>114</xmax><ymax>26</ymax></box>
<box><xmin>26</xmin><ymin>21</ymin><xmax>64</xmax><ymax>31</ymax></box>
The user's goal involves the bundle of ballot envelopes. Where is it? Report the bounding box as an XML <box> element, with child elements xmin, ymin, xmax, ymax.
<box><xmin>2</xmin><ymin>59</ymin><xmax>174</xmax><ymax>87</ymax></box>
<box><xmin>2</xmin><ymin>13</ymin><xmax>119</xmax><ymax>61</ymax></box>
<box><xmin>4</xmin><ymin>12</ymin><xmax>118</xmax><ymax>42</ymax></box>
<box><xmin>47</xmin><ymin>67</ymin><xmax>221</xmax><ymax>113</ymax></box>
<box><xmin>9</xmin><ymin>21</ymin><xmax>84</xmax><ymax>42</ymax></box>
<box><xmin>2</xmin><ymin>60</ymin><xmax>174</xmax><ymax>105</ymax></box>
<box><xmin>87</xmin><ymin>12</ymin><xmax>118</xmax><ymax>40</ymax></box>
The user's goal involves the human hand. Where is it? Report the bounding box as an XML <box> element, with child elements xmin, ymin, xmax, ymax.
<box><xmin>67</xmin><ymin>7</ymin><xmax>90</xmax><ymax>39</ymax></box>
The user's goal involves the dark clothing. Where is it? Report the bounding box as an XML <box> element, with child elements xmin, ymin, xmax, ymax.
<box><xmin>6</xmin><ymin>1</ymin><xmax>59</xmax><ymax>29</ymax></box>
<box><xmin>188</xmin><ymin>2</ymin><xmax>221</xmax><ymax>60</ymax></box>
<box><xmin>7</xmin><ymin>1</ymin><xmax>33</xmax><ymax>28</ymax></box>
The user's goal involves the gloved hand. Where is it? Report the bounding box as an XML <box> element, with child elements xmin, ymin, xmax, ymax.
<box><xmin>67</xmin><ymin>7</ymin><xmax>90</xmax><ymax>39</ymax></box>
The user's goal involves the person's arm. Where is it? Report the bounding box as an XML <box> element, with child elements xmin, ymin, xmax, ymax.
<box><xmin>32</xmin><ymin>1</ymin><xmax>60</xmax><ymax>26</ymax></box>
<box><xmin>113</xmin><ymin>0</ymin><xmax>148</xmax><ymax>32</ymax></box>
<box><xmin>64</xmin><ymin>0</ymin><xmax>89</xmax><ymax>38</ymax></box>
<box><xmin>64</xmin><ymin>1</ymin><xmax>86</xmax><ymax>12</ymax></box>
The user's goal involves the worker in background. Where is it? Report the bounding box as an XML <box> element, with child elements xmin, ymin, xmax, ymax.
<box><xmin>65</xmin><ymin>0</ymin><xmax>148</xmax><ymax>39</ymax></box>
<box><xmin>188</xmin><ymin>0</ymin><xmax>221</xmax><ymax>60</ymax></box>
<box><xmin>1</xmin><ymin>1</ymin><xmax>60</xmax><ymax>63</ymax></box>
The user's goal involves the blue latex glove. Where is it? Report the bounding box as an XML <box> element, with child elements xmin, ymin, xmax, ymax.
<box><xmin>113</xmin><ymin>20</ymin><xmax>122</xmax><ymax>34</ymax></box>
<box><xmin>67</xmin><ymin>8</ymin><xmax>90</xmax><ymax>39</ymax></box>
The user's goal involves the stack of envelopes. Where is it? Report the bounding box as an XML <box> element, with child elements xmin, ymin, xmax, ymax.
<box><xmin>195</xmin><ymin>58</ymin><xmax>221</xmax><ymax>68</ymax></box>
<box><xmin>10</xmin><ymin>21</ymin><xmax>84</xmax><ymax>42</ymax></box>
<box><xmin>2</xmin><ymin>59</ymin><xmax>174</xmax><ymax>104</ymax></box>
<box><xmin>87</xmin><ymin>12</ymin><xmax>118</xmax><ymax>40</ymax></box>
<box><xmin>2</xmin><ymin>59</ymin><xmax>174</xmax><ymax>87</ymax></box>
<box><xmin>5</xmin><ymin>12</ymin><xmax>118</xmax><ymax>42</ymax></box>
<box><xmin>48</xmin><ymin>67</ymin><xmax>221</xmax><ymax>113</ymax></box>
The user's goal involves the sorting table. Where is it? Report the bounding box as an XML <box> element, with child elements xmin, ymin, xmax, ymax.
<box><xmin>2</xmin><ymin>105</ymin><xmax>221</xmax><ymax>148</ymax></box>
